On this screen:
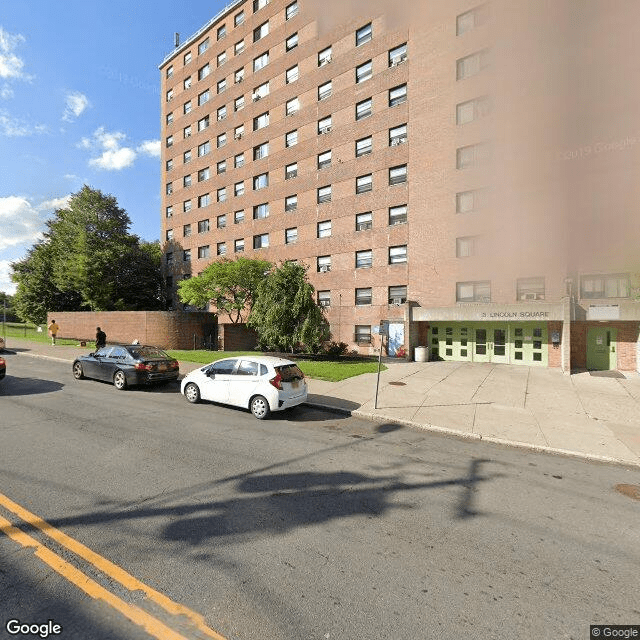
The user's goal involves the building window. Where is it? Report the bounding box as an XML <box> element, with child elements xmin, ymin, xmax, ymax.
<box><xmin>217</xmin><ymin>133</ymin><xmax>227</xmax><ymax>148</ymax></box>
<box><xmin>286</xmin><ymin>1</ymin><xmax>298</xmax><ymax>20</ymax></box>
<box><xmin>198</xmin><ymin>194</ymin><xmax>210</xmax><ymax>208</ymax></box>
<box><xmin>254</xmin><ymin>21</ymin><xmax>269</xmax><ymax>42</ymax></box>
<box><xmin>184</xmin><ymin>76</ymin><xmax>192</xmax><ymax>90</ymax></box>
<box><xmin>356</xmin><ymin>60</ymin><xmax>372</xmax><ymax>83</ymax></box>
<box><xmin>389</xmin><ymin>43</ymin><xmax>407</xmax><ymax>66</ymax></box>
<box><xmin>355</xmin><ymin>325</ymin><xmax>372</xmax><ymax>344</ymax></box>
<box><xmin>356</xmin><ymin>211</ymin><xmax>372</xmax><ymax>231</ymax></box>
<box><xmin>254</xmin><ymin>0</ymin><xmax>269</xmax><ymax>12</ymax></box>
<box><xmin>198</xmin><ymin>245</ymin><xmax>210</xmax><ymax>259</ymax></box>
<box><xmin>456</xmin><ymin>236</ymin><xmax>478</xmax><ymax>258</ymax></box>
<box><xmin>183</xmin><ymin>100</ymin><xmax>192</xmax><ymax>114</ymax></box>
<box><xmin>234</xmin><ymin>209</ymin><xmax>245</xmax><ymax>224</ymax></box>
<box><xmin>581</xmin><ymin>274</ymin><xmax>630</xmax><ymax>299</ymax></box>
<box><xmin>235</xmin><ymin>10</ymin><xmax>245</xmax><ymax>26</ymax></box>
<box><xmin>389</xmin><ymin>84</ymin><xmax>407</xmax><ymax>107</ymax></box>
<box><xmin>286</xmin><ymin>96</ymin><xmax>300</xmax><ymax>115</ymax></box>
<box><xmin>165</xmin><ymin>182</ymin><xmax>173</xmax><ymax>195</ymax></box>
<box><xmin>253</xmin><ymin>172</ymin><xmax>269</xmax><ymax>190</ymax></box>
<box><xmin>456</xmin><ymin>96</ymin><xmax>491</xmax><ymax>125</ymax></box>
<box><xmin>217</xmin><ymin>160</ymin><xmax>227</xmax><ymax>175</ymax></box>
<box><xmin>234</xmin><ymin>181</ymin><xmax>245</xmax><ymax>197</ymax></box>
<box><xmin>253</xmin><ymin>233</ymin><xmax>269</xmax><ymax>249</ymax></box>
<box><xmin>217</xmin><ymin>214</ymin><xmax>227</xmax><ymax>229</ymax></box>
<box><xmin>166</xmin><ymin>89</ymin><xmax>174</xmax><ymax>102</ymax></box>
<box><xmin>457</xmin><ymin>5</ymin><xmax>488</xmax><ymax>36</ymax></box>
<box><xmin>197</xmin><ymin>167</ymin><xmax>210</xmax><ymax>182</ymax></box>
<box><xmin>234</xmin><ymin>68</ymin><xmax>244</xmax><ymax>84</ymax></box>
<box><xmin>166</xmin><ymin>159</ymin><xmax>173</xmax><ymax>171</ymax></box>
<box><xmin>253</xmin><ymin>111</ymin><xmax>269</xmax><ymax>130</ymax></box>
<box><xmin>286</xmin><ymin>65</ymin><xmax>299</xmax><ymax>84</ymax></box>
<box><xmin>216</xmin><ymin>106</ymin><xmax>227</xmax><ymax>122</ymax></box>
<box><xmin>356</xmin><ymin>136</ymin><xmax>372</xmax><ymax>157</ymax></box>
<box><xmin>318</xmin><ymin>290</ymin><xmax>330</xmax><ymax>307</ymax></box>
<box><xmin>166</xmin><ymin>135</ymin><xmax>174</xmax><ymax>148</ymax></box>
<box><xmin>317</xmin><ymin>255</ymin><xmax>331</xmax><ymax>272</ymax></box>
<box><xmin>317</xmin><ymin>150</ymin><xmax>331</xmax><ymax>169</ymax></box>
<box><xmin>166</xmin><ymin>229</ymin><xmax>173</xmax><ymax>242</ymax></box>
<box><xmin>285</xmin><ymin>227</ymin><xmax>298</xmax><ymax>244</ymax></box>
<box><xmin>253</xmin><ymin>81</ymin><xmax>270</xmax><ymax>100</ymax></box>
<box><xmin>253</xmin><ymin>51</ymin><xmax>269</xmax><ymax>72</ymax></box>
<box><xmin>389</xmin><ymin>123</ymin><xmax>407</xmax><ymax>146</ymax></box>
<box><xmin>198</xmin><ymin>89</ymin><xmax>210</xmax><ymax>105</ymax></box>
<box><xmin>516</xmin><ymin>277</ymin><xmax>545</xmax><ymax>301</ymax></box>
<box><xmin>318</xmin><ymin>80</ymin><xmax>332</xmax><ymax>101</ymax></box>
<box><xmin>253</xmin><ymin>203</ymin><xmax>269</xmax><ymax>219</ymax></box>
<box><xmin>184</xmin><ymin>51</ymin><xmax>192</xmax><ymax>64</ymax></box>
<box><xmin>254</xmin><ymin>141</ymin><xmax>269</xmax><ymax>160</ymax></box>
<box><xmin>456</xmin><ymin>189</ymin><xmax>482</xmax><ymax>213</ymax></box>
<box><xmin>234</xmin><ymin>124</ymin><xmax>244</xmax><ymax>139</ymax></box>
<box><xmin>317</xmin><ymin>185</ymin><xmax>332</xmax><ymax>203</ymax></box>
<box><xmin>389</xmin><ymin>285</ymin><xmax>407</xmax><ymax>304</ymax></box>
<box><xmin>198</xmin><ymin>115</ymin><xmax>210</xmax><ymax>131</ymax></box>
<box><xmin>456</xmin><ymin>143</ymin><xmax>490</xmax><ymax>169</ymax></box>
<box><xmin>166</xmin><ymin>252</ymin><xmax>173</xmax><ymax>264</ymax></box>
<box><xmin>285</xmin><ymin>162</ymin><xmax>298</xmax><ymax>179</ymax></box>
<box><xmin>183</xmin><ymin>175</ymin><xmax>191</xmax><ymax>187</ymax></box>
<box><xmin>356</xmin><ymin>250</ymin><xmax>372</xmax><ymax>269</ymax></box>
<box><xmin>235</xmin><ymin>238</ymin><xmax>245</xmax><ymax>252</ymax></box>
<box><xmin>198</xmin><ymin>219</ymin><xmax>210</xmax><ymax>233</ymax></box>
<box><xmin>235</xmin><ymin>39</ymin><xmax>245</xmax><ymax>55</ymax></box>
<box><xmin>235</xmin><ymin>95</ymin><xmax>245</xmax><ymax>111</ymax></box>
<box><xmin>318</xmin><ymin>115</ymin><xmax>332</xmax><ymax>134</ymax></box>
<box><xmin>356</xmin><ymin>23</ymin><xmax>372</xmax><ymax>46</ymax></box>
<box><xmin>318</xmin><ymin>46</ymin><xmax>332</xmax><ymax>66</ymax></box>
<box><xmin>217</xmin><ymin>24</ymin><xmax>226</xmax><ymax>40</ymax></box>
<box><xmin>216</xmin><ymin>79</ymin><xmax>226</xmax><ymax>94</ymax></box>
<box><xmin>183</xmin><ymin>150</ymin><xmax>192</xmax><ymax>163</ymax></box>
<box><xmin>217</xmin><ymin>242</ymin><xmax>226</xmax><ymax>256</ymax></box>
<box><xmin>457</xmin><ymin>281</ymin><xmax>491</xmax><ymax>302</ymax></box>
<box><xmin>197</xmin><ymin>141</ymin><xmax>210</xmax><ymax>157</ymax></box>
<box><xmin>235</xmin><ymin>153</ymin><xmax>245</xmax><ymax>168</ymax></box>
<box><xmin>183</xmin><ymin>249</ymin><xmax>192</xmax><ymax>262</ymax></box>
<box><xmin>317</xmin><ymin>220</ymin><xmax>332</xmax><ymax>238</ymax></box>
<box><xmin>183</xmin><ymin>200</ymin><xmax>192</xmax><ymax>212</ymax></box>
<box><xmin>217</xmin><ymin>51</ymin><xmax>227</xmax><ymax>67</ymax></box>
<box><xmin>389</xmin><ymin>205</ymin><xmax>407</xmax><ymax>225</ymax></box>
<box><xmin>389</xmin><ymin>245</ymin><xmax>407</xmax><ymax>264</ymax></box>
<box><xmin>389</xmin><ymin>164</ymin><xmax>407</xmax><ymax>185</ymax></box>
<box><xmin>457</xmin><ymin>50</ymin><xmax>489</xmax><ymax>80</ymax></box>
<box><xmin>356</xmin><ymin>97</ymin><xmax>372</xmax><ymax>120</ymax></box>
<box><xmin>286</xmin><ymin>33</ymin><xmax>298</xmax><ymax>51</ymax></box>
<box><xmin>166</xmin><ymin>65</ymin><xmax>173</xmax><ymax>78</ymax></box>
<box><xmin>286</xmin><ymin>129</ymin><xmax>298</xmax><ymax>147</ymax></box>
<box><xmin>183</xmin><ymin>224</ymin><xmax>192</xmax><ymax>237</ymax></box>
<box><xmin>356</xmin><ymin>174</ymin><xmax>372</xmax><ymax>194</ymax></box>
<box><xmin>285</xmin><ymin>194</ymin><xmax>298</xmax><ymax>211</ymax></box>
<box><xmin>166</xmin><ymin>112</ymin><xmax>173</xmax><ymax>125</ymax></box>
<box><xmin>355</xmin><ymin>287</ymin><xmax>372</xmax><ymax>306</ymax></box>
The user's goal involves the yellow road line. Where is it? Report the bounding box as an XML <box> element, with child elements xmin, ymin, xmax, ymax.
<box><xmin>0</xmin><ymin>492</ymin><xmax>227</xmax><ymax>640</ymax></box>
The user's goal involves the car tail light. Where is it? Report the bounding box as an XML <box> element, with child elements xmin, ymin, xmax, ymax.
<box><xmin>134</xmin><ymin>362</ymin><xmax>153</xmax><ymax>371</ymax></box>
<box><xmin>269</xmin><ymin>373</ymin><xmax>283</xmax><ymax>390</ymax></box>
<box><xmin>0</xmin><ymin>358</ymin><xmax>5</xmax><ymax>366</ymax></box>
<box><xmin>170</xmin><ymin>360</ymin><xmax>179</xmax><ymax>369</ymax></box>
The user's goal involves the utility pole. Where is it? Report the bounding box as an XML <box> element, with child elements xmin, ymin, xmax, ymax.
<box><xmin>2</xmin><ymin>294</ymin><xmax>6</xmax><ymax>349</ymax></box>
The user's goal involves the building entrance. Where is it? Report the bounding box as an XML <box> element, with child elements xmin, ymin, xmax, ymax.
<box><xmin>586</xmin><ymin>327</ymin><xmax>617</xmax><ymax>370</ymax></box>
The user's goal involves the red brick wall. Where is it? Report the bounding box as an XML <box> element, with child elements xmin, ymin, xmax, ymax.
<box><xmin>47</xmin><ymin>311</ymin><xmax>217</xmax><ymax>351</ymax></box>
<box><xmin>547</xmin><ymin>321</ymin><xmax>562</xmax><ymax>368</ymax></box>
<box><xmin>218</xmin><ymin>323</ymin><xmax>259</xmax><ymax>351</ymax></box>
<box><xmin>571</xmin><ymin>321</ymin><xmax>639</xmax><ymax>371</ymax></box>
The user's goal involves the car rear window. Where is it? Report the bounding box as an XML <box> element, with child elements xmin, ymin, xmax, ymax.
<box><xmin>128</xmin><ymin>346</ymin><xmax>170</xmax><ymax>360</ymax></box>
<box><xmin>276</xmin><ymin>364</ymin><xmax>304</xmax><ymax>381</ymax></box>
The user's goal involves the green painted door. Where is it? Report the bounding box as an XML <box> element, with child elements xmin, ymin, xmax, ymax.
<box><xmin>587</xmin><ymin>327</ymin><xmax>617</xmax><ymax>370</ymax></box>
<box><xmin>473</xmin><ymin>328</ymin><xmax>491</xmax><ymax>362</ymax></box>
<box><xmin>490</xmin><ymin>326</ymin><xmax>509</xmax><ymax>364</ymax></box>
<box><xmin>511</xmin><ymin>324</ymin><xmax>548</xmax><ymax>366</ymax></box>
<box><xmin>429</xmin><ymin>324</ymin><xmax>472</xmax><ymax>361</ymax></box>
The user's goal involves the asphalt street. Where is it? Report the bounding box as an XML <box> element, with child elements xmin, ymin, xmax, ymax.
<box><xmin>0</xmin><ymin>354</ymin><xmax>639</xmax><ymax>640</ymax></box>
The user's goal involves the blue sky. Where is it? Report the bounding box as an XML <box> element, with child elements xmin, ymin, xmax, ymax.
<box><xmin>0</xmin><ymin>0</ymin><xmax>231</xmax><ymax>294</ymax></box>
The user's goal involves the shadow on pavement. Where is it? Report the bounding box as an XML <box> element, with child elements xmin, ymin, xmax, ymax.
<box><xmin>0</xmin><ymin>376</ymin><xmax>64</xmax><ymax>396</ymax></box>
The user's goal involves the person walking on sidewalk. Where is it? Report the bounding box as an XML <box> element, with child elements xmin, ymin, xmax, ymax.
<box><xmin>48</xmin><ymin>319</ymin><xmax>60</xmax><ymax>345</ymax></box>
<box><xmin>95</xmin><ymin>327</ymin><xmax>107</xmax><ymax>350</ymax></box>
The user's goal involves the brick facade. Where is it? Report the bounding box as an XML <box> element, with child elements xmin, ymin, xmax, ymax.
<box><xmin>570</xmin><ymin>321</ymin><xmax>640</xmax><ymax>372</ymax></box>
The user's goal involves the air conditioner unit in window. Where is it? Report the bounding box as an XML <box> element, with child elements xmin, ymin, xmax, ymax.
<box><xmin>319</xmin><ymin>300</ymin><xmax>330</xmax><ymax>307</ymax></box>
<box><xmin>217</xmin><ymin>115</ymin><xmax>224</xmax><ymax>121</ymax></box>
<box><xmin>400</xmin><ymin>53</ymin><xmax>407</xmax><ymax>62</ymax></box>
<box><xmin>390</xmin><ymin>138</ymin><xmax>401</xmax><ymax>146</ymax></box>
<box><xmin>237</xmin><ymin>77</ymin><xmax>243</xmax><ymax>82</ymax></box>
<box><xmin>319</xmin><ymin>265</ymin><xmax>330</xmax><ymax>272</ymax></box>
<box><xmin>320</xmin><ymin>126</ymin><xmax>331</xmax><ymax>134</ymax></box>
<box><xmin>252</xmin><ymin>94</ymin><xmax>260</xmax><ymax>101</ymax></box>
<box><xmin>286</xmin><ymin>171</ymin><xmax>296</xmax><ymax>179</ymax></box>
<box><xmin>234</xmin><ymin>133</ymin><xmax>243</xmax><ymax>140</ymax></box>
<box><xmin>391</xmin><ymin>297</ymin><xmax>404</xmax><ymax>305</ymax></box>
<box><xmin>391</xmin><ymin>58</ymin><xmax>401</xmax><ymax>67</ymax></box>
<box><xmin>521</xmin><ymin>293</ymin><xmax>538</xmax><ymax>300</ymax></box>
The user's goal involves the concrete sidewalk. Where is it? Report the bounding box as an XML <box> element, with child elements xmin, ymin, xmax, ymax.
<box><xmin>4</xmin><ymin>338</ymin><xmax>640</xmax><ymax>468</ymax></box>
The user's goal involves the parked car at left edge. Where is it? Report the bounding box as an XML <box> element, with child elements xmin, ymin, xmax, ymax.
<box><xmin>72</xmin><ymin>345</ymin><xmax>179</xmax><ymax>390</ymax></box>
<box><xmin>0</xmin><ymin>356</ymin><xmax>5</xmax><ymax>381</ymax></box>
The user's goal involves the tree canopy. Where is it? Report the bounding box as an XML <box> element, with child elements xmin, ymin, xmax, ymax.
<box><xmin>177</xmin><ymin>256</ymin><xmax>272</xmax><ymax>323</ymax></box>
<box><xmin>11</xmin><ymin>185</ymin><xmax>165</xmax><ymax>324</ymax></box>
<box><xmin>247</xmin><ymin>261</ymin><xmax>329</xmax><ymax>353</ymax></box>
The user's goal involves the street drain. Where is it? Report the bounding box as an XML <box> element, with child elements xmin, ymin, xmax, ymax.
<box><xmin>615</xmin><ymin>484</ymin><xmax>640</xmax><ymax>501</ymax></box>
<box><xmin>388</xmin><ymin>381</ymin><xmax>406</xmax><ymax>386</ymax></box>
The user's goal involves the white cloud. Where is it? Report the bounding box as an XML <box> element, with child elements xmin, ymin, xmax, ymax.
<box><xmin>90</xmin><ymin>146</ymin><xmax>136</xmax><ymax>170</ymax></box>
<box><xmin>80</xmin><ymin>126</ymin><xmax>137</xmax><ymax>171</ymax></box>
<box><xmin>0</xmin><ymin>84</ymin><xmax>13</xmax><ymax>99</ymax></box>
<box><xmin>62</xmin><ymin>91</ymin><xmax>89</xmax><ymax>122</ymax></box>
<box><xmin>137</xmin><ymin>139</ymin><xmax>161</xmax><ymax>157</ymax></box>
<box><xmin>0</xmin><ymin>27</ymin><xmax>33</xmax><ymax>81</ymax></box>
<box><xmin>0</xmin><ymin>110</ymin><xmax>46</xmax><ymax>136</ymax></box>
<box><xmin>0</xmin><ymin>259</ymin><xmax>16</xmax><ymax>294</ymax></box>
<box><xmin>0</xmin><ymin>196</ymin><xmax>46</xmax><ymax>251</ymax></box>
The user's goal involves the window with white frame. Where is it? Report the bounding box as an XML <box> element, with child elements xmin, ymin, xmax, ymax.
<box><xmin>253</xmin><ymin>141</ymin><xmax>269</xmax><ymax>160</ymax></box>
<box><xmin>166</xmin><ymin>88</ymin><xmax>174</xmax><ymax>102</ymax></box>
<box><xmin>198</xmin><ymin>38</ymin><xmax>209</xmax><ymax>55</ymax></box>
<box><xmin>457</xmin><ymin>50</ymin><xmax>489</xmax><ymax>80</ymax></box>
<box><xmin>356</xmin><ymin>211</ymin><xmax>372</xmax><ymax>231</ymax></box>
<box><xmin>356</xmin><ymin>249</ymin><xmax>372</xmax><ymax>268</ymax></box>
<box><xmin>253</xmin><ymin>203</ymin><xmax>269</xmax><ymax>219</ymax></box>
<box><xmin>184</xmin><ymin>51</ymin><xmax>192</xmax><ymax>64</ymax></box>
<box><xmin>389</xmin><ymin>84</ymin><xmax>407</xmax><ymax>106</ymax></box>
<box><xmin>285</xmin><ymin>194</ymin><xmax>298</xmax><ymax>211</ymax></box>
<box><xmin>317</xmin><ymin>150</ymin><xmax>331</xmax><ymax>169</ymax></box>
<box><xmin>457</xmin><ymin>5</ymin><xmax>488</xmax><ymax>36</ymax></box>
<box><xmin>217</xmin><ymin>51</ymin><xmax>227</xmax><ymax>67</ymax></box>
<box><xmin>234</xmin><ymin>181</ymin><xmax>245</xmax><ymax>196</ymax></box>
<box><xmin>166</xmin><ymin>205</ymin><xmax>174</xmax><ymax>218</ymax></box>
<box><xmin>183</xmin><ymin>100</ymin><xmax>192</xmax><ymax>114</ymax></box>
<box><xmin>198</xmin><ymin>218</ymin><xmax>210</xmax><ymax>232</ymax></box>
<box><xmin>355</xmin><ymin>287</ymin><xmax>372</xmax><ymax>305</ymax></box>
<box><xmin>235</xmin><ymin>238</ymin><xmax>245</xmax><ymax>252</ymax></box>
<box><xmin>456</xmin><ymin>142</ymin><xmax>490</xmax><ymax>169</ymax></box>
<box><xmin>166</xmin><ymin>65</ymin><xmax>173</xmax><ymax>78</ymax></box>
<box><xmin>318</xmin><ymin>46</ymin><xmax>332</xmax><ymax>66</ymax></box>
<box><xmin>217</xmin><ymin>132</ymin><xmax>227</xmax><ymax>148</ymax></box>
<box><xmin>198</xmin><ymin>115</ymin><xmax>210</xmax><ymax>131</ymax></box>
<box><xmin>165</xmin><ymin>182</ymin><xmax>173</xmax><ymax>195</ymax></box>
<box><xmin>217</xmin><ymin>105</ymin><xmax>227</xmax><ymax>121</ymax></box>
<box><xmin>285</xmin><ymin>162</ymin><xmax>297</xmax><ymax>179</ymax></box>
<box><xmin>581</xmin><ymin>274</ymin><xmax>630</xmax><ymax>299</ymax></box>
<box><xmin>217</xmin><ymin>160</ymin><xmax>226</xmax><ymax>174</ymax></box>
<box><xmin>184</xmin><ymin>76</ymin><xmax>192</xmax><ymax>90</ymax></box>
<box><xmin>253</xmin><ymin>81</ymin><xmax>269</xmax><ymax>99</ymax></box>
<box><xmin>389</xmin><ymin>245</ymin><xmax>407</xmax><ymax>264</ymax></box>
<box><xmin>253</xmin><ymin>233</ymin><xmax>269</xmax><ymax>249</ymax></box>
<box><xmin>356</xmin><ymin>23</ymin><xmax>372</xmax><ymax>46</ymax></box>
<box><xmin>389</xmin><ymin>205</ymin><xmax>407</xmax><ymax>225</ymax></box>
<box><xmin>389</xmin><ymin>123</ymin><xmax>407</xmax><ymax>145</ymax></box>
<box><xmin>198</xmin><ymin>89</ymin><xmax>210</xmax><ymax>105</ymax></box>
<box><xmin>286</xmin><ymin>33</ymin><xmax>298</xmax><ymax>51</ymax></box>
<box><xmin>217</xmin><ymin>242</ymin><xmax>226</xmax><ymax>256</ymax></box>
<box><xmin>285</xmin><ymin>227</ymin><xmax>298</xmax><ymax>244</ymax></box>
<box><xmin>318</xmin><ymin>80</ymin><xmax>332</xmax><ymax>101</ymax></box>
<box><xmin>286</xmin><ymin>1</ymin><xmax>298</xmax><ymax>20</ymax></box>
<box><xmin>356</xmin><ymin>136</ymin><xmax>372</xmax><ymax>157</ymax></box>
<box><xmin>389</xmin><ymin>285</ymin><xmax>407</xmax><ymax>304</ymax></box>
<box><xmin>198</xmin><ymin>245</ymin><xmax>210</xmax><ymax>259</ymax></box>
<box><xmin>355</xmin><ymin>325</ymin><xmax>372</xmax><ymax>343</ymax></box>
<box><xmin>389</xmin><ymin>164</ymin><xmax>407</xmax><ymax>185</ymax></box>
<box><xmin>235</xmin><ymin>68</ymin><xmax>245</xmax><ymax>83</ymax></box>
<box><xmin>356</xmin><ymin>60</ymin><xmax>372</xmax><ymax>83</ymax></box>
<box><xmin>166</xmin><ymin>159</ymin><xmax>173</xmax><ymax>171</ymax></box>
<box><xmin>253</xmin><ymin>111</ymin><xmax>269</xmax><ymax>130</ymax></box>
<box><xmin>456</xmin><ymin>189</ymin><xmax>481</xmax><ymax>213</ymax></box>
<box><xmin>286</xmin><ymin>65</ymin><xmax>299</xmax><ymax>83</ymax></box>
<box><xmin>456</xmin><ymin>96</ymin><xmax>491</xmax><ymax>125</ymax></box>
<box><xmin>183</xmin><ymin>199</ymin><xmax>192</xmax><ymax>212</ymax></box>
<box><xmin>254</xmin><ymin>0</ymin><xmax>269</xmax><ymax>11</ymax></box>
<box><xmin>216</xmin><ymin>79</ymin><xmax>226</xmax><ymax>94</ymax></box>
<box><xmin>286</xmin><ymin>129</ymin><xmax>298</xmax><ymax>147</ymax></box>
<box><xmin>235</xmin><ymin>39</ymin><xmax>245</xmax><ymax>55</ymax></box>
<box><xmin>456</xmin><ymin>236</ymin><xmax>478</xmax><ymax>258</ymax></box>
<box><xmin>318</xmin><ymin>115</ymin><xmax>332</xmax><ymax>134</ymax></box>
<box><xmin>253</xmin><ymin>172</ymin><xmax>269</xmax><ymax>190</ymax></box>
<box><xmin>183</xmin><ymin>150</ymin><xmax>192</xmax><ymax>163</ymax></box>
<box><xmin>356</xmin><ymin>97</ymin><xmax>372</xmax><ymax>120</ymax></box>
<box><xmin>235</xmin><ymin>95</ymin><xmax>245</xmax><ymax>111</ymax></box>
<box><xmin>234</xmin><ymin>209</ymin><xmax>245</xmax><ymax>223</ymax></box>
<box><xmin>235</xmin><ymin>152</ymin><xmax>245</xmax><ymax>168</ymax></box>
<box><xmin>198</xmin><ymin>167</ymin><xmax>210</xmax><ymax>182</ymax></box>
<box><xmin>286</xmin><ymin>96</ymin><xmax>300</xmax><ymax>115</ymax></box>
<box><xmin>183</xmin><ymin>174</ymin><xmax>191</xmax><ymax>187</ymax></box>
<box><xmin>517</xmin><ymin>277</ymin><xmax>545</xmax><ymax>301</ymax></box>
<box><xmin>183</xmin><ymin>249</ymin><xmax>192</xmax><ymax>262</ymax></box>
<box><xmin>217</xmin><ymin>24</ymin><xmax>226</xmax><ymax>40</ymax></box>
<box><xmin>457</xmin><ymin>281</ymin><xmax>491</xmax><ymax>302</ymax></box>
<box><xmin>166</xmin><ymin>112</ymin><xmax>173</xmax><ymax>125</ymax></box>
<box><xmin>317</xmin><ymin>220</ymin><xmax>332</xmax><ymax>238</ymax></box>
<box><xmin>235</xmin><ymin>10</ymin><xmax>245</xmax><ymax>26</ymax></box>
<box><xmin>317</xmin><ymin>185</ymin><xmax>331</xmax><ymax>203</ymax></box>
<box><xmin>317</xmin><ymin>255</ymin><xmax>331</xmax><ymax>272</ymax></box>
<box><xmin>318</xmin><ymin>290</ymin><xmax>330</xmax><ymax>307</ymax></box>
<box><xmin>388</xmin><ymin>42</ymin><xmax>407</xmax><ymax>66</ymax></box>
<box><xmin>217</xmin><ymin>214</ymin><xmax>227</xmax><ymax>229</ymax></box>
<box><xmin>356</xmin><ymin>174</ymin><xmax>372</xmax><ymax>194</ymax></box>
<box><xmin>166</xmin><ymin>135</ymin><xmax>174</xmax><ymax>148</ymax></box>
<box><xmin>197</xmin><ymin>141</ymin><xmax>210</xmax><ymax>157</ymax></box>
<box><xmin>254</xmin><ymin>21</ymin><xmax>269</xmax><ymax>42</ymax></box>
<box><xmin>183</xmin><ymin>224</ymin><xmax>191</xmax><ymax>237</ymax></box>
<box><xmin>217</xmin><ymin>187</ymin><xmax>227</xmax><ymax>203</ymax></box>
<box><xmin>253</xmin><ymin>51</ymin><xmax>269</xmax><ymax>72</ymax></box>
<box><xmin>234</xmin><ymin>124</ymin><xmax>244</xmax><ymax>139</ymax></box>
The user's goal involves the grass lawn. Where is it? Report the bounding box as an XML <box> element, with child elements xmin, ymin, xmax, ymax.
<box><xmin>1</xmin><ymin>322</ymin><xmax>78</xmax><ymax>346</ymax></box>
<box><xmin>167</xmin><ymin>349</ymin><xmax>387</xmax><ymax>382</ymax></box>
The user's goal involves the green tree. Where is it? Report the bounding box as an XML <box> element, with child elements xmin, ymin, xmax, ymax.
<box><xmin>177</xmin><ymin>257</ymin><xmax>272</xmax><ymax>322</ymax></box>
<box><xmin>247</xmin><ymin>261</ymin><xmax>329</xmax><ymax>353</ymax></box>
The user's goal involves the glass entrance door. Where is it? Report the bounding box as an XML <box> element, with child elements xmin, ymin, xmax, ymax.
<box><xmin>491</xmin><ymin>327</ymin><xmax>509</xmax><ymax>364</ymax></box>
<box><xmin>474</xmin><ymin>328</ymin><xmax>490</xmax><ymax>362</ymax></box>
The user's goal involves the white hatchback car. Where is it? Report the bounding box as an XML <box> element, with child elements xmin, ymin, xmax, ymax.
<box><xmin>181</xmin><ymin>356</ymin><xmax>308</xmax><ymax>419</ymax></box>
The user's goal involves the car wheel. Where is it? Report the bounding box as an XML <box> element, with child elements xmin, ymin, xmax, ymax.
<box><xmin>184</xmin><ymin>382</ymin><xmax>201</xmax><ymax>403</ymax></box>
<box><xmin>72</xmin><ymin>362</ymin><xmax>84</xmax><ymax>379</ymax></box>
<box><xmin>113</xmin><ymin>370</ymin><xmax>127</xmax><ymax>390</ymax></box>
<box><xmin>250</xmin><ymin>395</ymin><xmax>270</xmax><ymax>420</ymax></box>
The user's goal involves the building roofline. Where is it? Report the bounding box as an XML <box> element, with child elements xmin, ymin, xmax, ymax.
<box><xmin>159</xmin><ymin>0</ymin><xmax>245</xmax><ymax>69</ymax></box>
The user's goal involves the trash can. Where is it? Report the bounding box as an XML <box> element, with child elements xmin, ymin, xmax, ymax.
<box><xmin>414</xmin><ymin>346</ymin><xmax>429</xmax><ymax>362</ymax></box>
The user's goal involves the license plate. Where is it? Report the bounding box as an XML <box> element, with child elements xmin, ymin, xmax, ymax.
<box><xmin>158</xmin><ymin>364</ymin><xmax>167</xmax><ymax>371</ymax></box>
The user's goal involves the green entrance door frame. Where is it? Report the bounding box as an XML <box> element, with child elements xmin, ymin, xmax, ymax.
<box><xmin>586</xmin><ymin>326</ymin><xmax>617</xmax><ymax>370</ymax></box>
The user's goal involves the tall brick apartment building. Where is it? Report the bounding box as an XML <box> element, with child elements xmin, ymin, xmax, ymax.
<box><xmin>159</xmin><ymin>0</ymin><xmax>640</xmax><ymax>372</ymax></box>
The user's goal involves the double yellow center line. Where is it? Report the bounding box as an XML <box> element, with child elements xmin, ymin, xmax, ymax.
<box><xmin>0</xmin><ymin>492</ymin><xmax>228</xmax><ymax>640</ymax></box>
